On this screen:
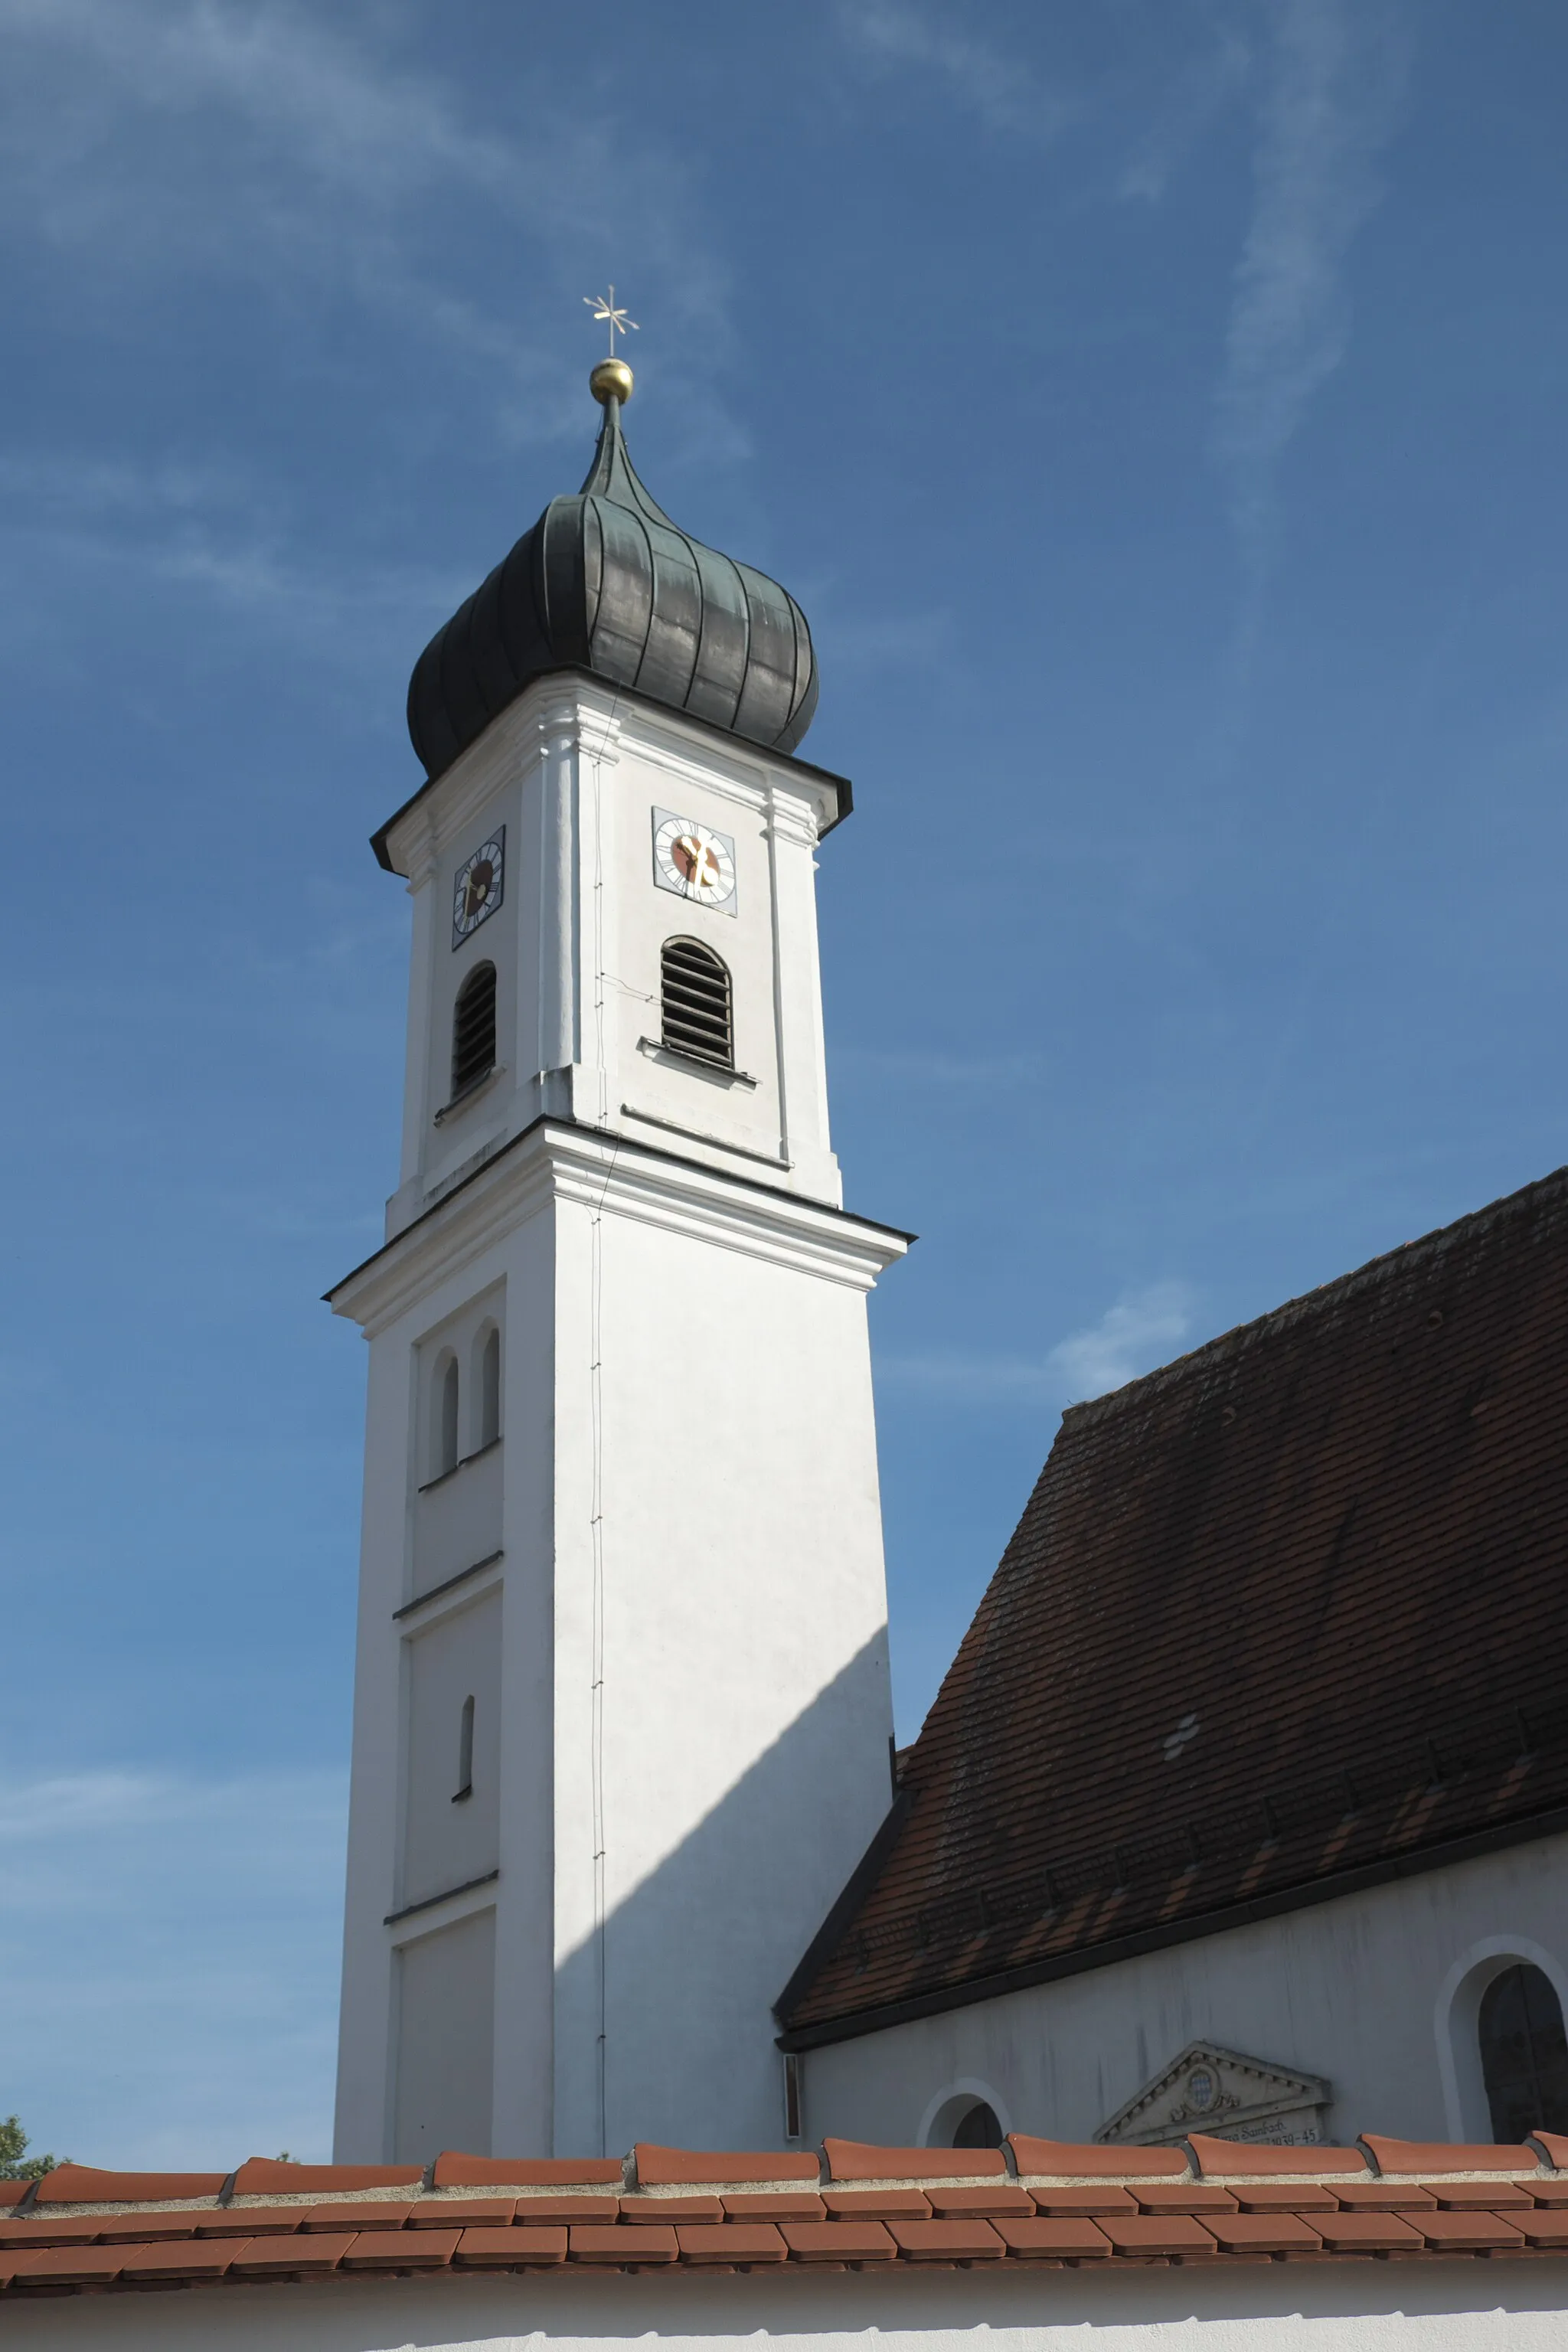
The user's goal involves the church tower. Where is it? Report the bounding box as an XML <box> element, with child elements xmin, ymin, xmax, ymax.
<box><xmin>330</xmin><ymin>355</ymin><xmax>907</xmax><ymax>2163</ymax></box>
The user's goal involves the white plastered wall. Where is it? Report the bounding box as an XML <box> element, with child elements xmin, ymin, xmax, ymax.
<box><xmin>18</xmin><ymin>2253</ymin><xmax>1568</xmax><ymax>2350</ymax></box>
<box><xmin>334</xmin><ymin>1196</ymin><xmax>551</xmax><ymax>2168</ymax></box>
<box><xmin>795</xmin><ymin>1831</ymin><xmax>1568</xmax><ymax>2149</ymax></box>
<box><xmin>547</xmin><ymin>1158</ymin><xmax>899</xmax><ymax>2158</ymax></box>
<box><xmin>393</xmin><ymin>1905</ymin><xmax>496</xmax><ymax>2161</ymax></box>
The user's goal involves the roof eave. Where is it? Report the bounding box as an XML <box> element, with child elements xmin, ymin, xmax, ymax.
<box><xmin>371</xmin><ymin>666</ymin><xmax>853</xmax><ymax>874</ymax></box>
<box><xmin>776</xmin><ymin>1802</ymin><xmax>1568</xmax><ymax>2051</ymax></box>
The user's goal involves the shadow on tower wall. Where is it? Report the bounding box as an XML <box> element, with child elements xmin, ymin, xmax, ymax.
<box><xmin>550</xmin><ymin>1632</ymin><xmax>893</xmax><ymax>2157</ymax></box>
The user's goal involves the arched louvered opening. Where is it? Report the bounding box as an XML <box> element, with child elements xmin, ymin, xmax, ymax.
<box><xmin>661</xmin><ymin>937</ymin><xmax>732</xmax><ymax>1068</ymax></box>
<box><xmin>451</xmin><ymin>961</ymin><xmax>497</xmax><ymax>1099</ymax></box>
<box><xmin>1479</xmin><ymin>1962</ymin><xmax>1568</xmax><ymax>2140</ymax></box>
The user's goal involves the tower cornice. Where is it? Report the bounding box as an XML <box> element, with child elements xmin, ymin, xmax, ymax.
<box><xmin>328</xmin><ymin>1112</ymin><xmax>913</xmax><ymax>1338</ymax></box>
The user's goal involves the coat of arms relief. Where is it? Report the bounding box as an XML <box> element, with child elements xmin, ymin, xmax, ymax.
<box><xmin>1096</xmin><ymin>2040</ymin><xmax>1334</xmax><ymax>2148</ymax></box>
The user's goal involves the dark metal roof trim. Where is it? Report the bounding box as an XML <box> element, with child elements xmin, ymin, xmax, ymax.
<box><xmin>370</xmin><ymin>668</ymin><xmax>852</xmax><ymax>874</ymax></box>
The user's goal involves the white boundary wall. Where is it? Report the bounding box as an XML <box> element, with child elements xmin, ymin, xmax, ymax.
<box><xmin>15</xmin><ymin>2259</ymin><xmax>1568</xmax><ymax>2350</ymax></box>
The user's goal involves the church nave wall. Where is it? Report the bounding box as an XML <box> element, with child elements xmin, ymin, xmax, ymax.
<box><xmin>797</xmin><ymin>1829</ymin><xmax>1568</xmax><ymax>2155</ymax></box>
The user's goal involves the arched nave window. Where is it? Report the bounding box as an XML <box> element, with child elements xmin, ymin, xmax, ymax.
<box><xmin>1479</xmin><ymin>1962</ymin><xmax>1568</xmax><ymax>2141</ymax></box>
<box><xmin>451</xmin><ymin>962</ymin><xmax>497</xmax><ymax>1099</ymax></box>
<box><xmin>661</xmin><ymin>937</ymin><xmax>732</xmax><ymax>1068</ymax></box>
<box><xmin>921</xmin><ymin>2085</ymin><xmax>1008</xmax><ymax>2151</ymax></box>
<box><xmin>950</xmin><ymin>2099</ymin><xmax>1004</xmax><ymax>2150</ymax></box>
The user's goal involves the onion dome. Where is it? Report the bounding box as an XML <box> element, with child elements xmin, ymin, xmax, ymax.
<box><xmin>407</xmin><ymin>363</ymin><xmax>818</xmax><ymax>782</ymax></box>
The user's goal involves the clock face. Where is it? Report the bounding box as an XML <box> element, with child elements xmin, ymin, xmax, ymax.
<box><xmin>452</xmin><ymin>829</ymin><xmax>505</xmax><ymax>946</ymax></box>
<box><xmin>652</xmin><ymin>810</ymin><xmax>737</xmax><ymax>913</ymax></box>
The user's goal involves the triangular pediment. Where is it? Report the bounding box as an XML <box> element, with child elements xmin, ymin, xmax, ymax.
<box><xmin>1095</xmin><ymin>2040</ymin><xmax>1333</xmax><ymax>2148</ymax></box>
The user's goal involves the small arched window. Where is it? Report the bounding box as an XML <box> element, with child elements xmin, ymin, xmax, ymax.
<box><xmin>477</xmin><ymin>1325</ymin><xmax>501</xmax><ymax>1449</ymax></box>
<box><xmin>451</xmin><ymin>961</ymin><xmax>497</xmax><ymax>1099</ymax></box>
<box><xmin>1479</xmin><ymin>1962</ymin><xmax>1568</xmax><ymax>2141</ymax></box>
<box><xmin>437</xmin><ymin>1357</ymin><xmax>460</xmax><ymax>1478</ymax></box>
<box><xmin>661</xmin><ymin>937</ymin><xmax>732</xmax><ymax>1069</ymax></box>
<box><xmin>453</xmin><ymin>1694</ymin><xmax>475</xmax><ymax>1803</ymax></box>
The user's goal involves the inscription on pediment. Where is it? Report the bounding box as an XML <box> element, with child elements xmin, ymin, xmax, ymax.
<box><xmin>1095</xmin><ymin>2040</ymin><xmax>1333</xmax><ymax>2148</ymax></box>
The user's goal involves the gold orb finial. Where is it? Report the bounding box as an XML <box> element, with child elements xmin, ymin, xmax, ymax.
<box><xmin>590</xmin><ymin>356</ymin><xmax>634</xmax><ymax>406</ymax></box>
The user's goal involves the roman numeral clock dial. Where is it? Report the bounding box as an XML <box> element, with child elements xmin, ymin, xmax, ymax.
<box><xmin>652</xmin><ymin>810</ymin><xmax>737</xmax><ymax>913</ymax></box>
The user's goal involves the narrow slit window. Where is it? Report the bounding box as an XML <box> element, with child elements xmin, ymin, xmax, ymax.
<box><xmin>453</xmin><ymin>1694</ymin><xmax>475</xmax><ymax>1802</ymax></box>
<box><xmin>783</xmin><ymin>2052</ymin><xmax>802</xmax><ymax>2141</ymax></box>
<box><xmin>661</xmin><ymin>937</ymin><xmax>732</xmax><ymax>1067</ymax></box>
<box><xmin>451</xmin><ymin>961</ymin><xmax>497</xmax><ymax>1099</ymax></box>
<box><xmin>479</xmin><ymin>1326</ymin><xmax>501</xmax><ymax>1449</ymax></box>
<box><xmin>438</xmin><ymin>1357</ymin><xmax>460</xmax><ymax>1478</ymax></box>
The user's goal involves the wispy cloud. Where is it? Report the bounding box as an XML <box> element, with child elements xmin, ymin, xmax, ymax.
<box><xmin>1119</xmin><ymin>18</ymin><xmax>1253</xmax><ymax>203</ymax></box>
<box><xmin>1213</xmin><ymin>0</ymin><xmax>1407</xmax><ymax>588</ymax></box>
<box><xmin>0</xmin><ymin>449</ymin><xmax>468</xmax><ymax>654</ymax></box>
<box><xmin>835</xmin><ymin>0</ymin><xmax>1070</xmax><ymax>138</ymax></box>
<box><xmin>0</xmin><ymin>1766</ymin><xmax>346</xmax><ymax>2167</ymax></box>
<box><xmin>0</xmin><ymin>0</ymin><xmax>733</xmax><ymax>436</ymax></box>
<box><xmin>881</xmin><ymin>1282</ymin><xmax>1196</xmax><ymax>1406</ymax></box>
<box><xmin>1046</xmin><ymin>1281</ymin><xmax>1196</xmax><ymax>1397</ymax></box>
<box><xmin>0</xmin><ymin>0</ymin><xmax>512</xmax><ymax>198</ymax></box>
<box><xmin>0</xmin><ymin>0</ymin><xmax>521</xmax><ymax>314</ymax></box>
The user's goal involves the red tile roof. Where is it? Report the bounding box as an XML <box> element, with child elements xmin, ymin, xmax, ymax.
<box><xmin>779</xmin><ymin>1168</ymin><xmax>1568</xmax><ymax>2043</ymax></box>
<box><xmin>34</xmin><ymin>2163</ymin><xmax>228</xmax><ymax>2204</ymax></box>
<box><xmin>430</xmin><ymin>2151</ymin><xmax>623</xmax><ymax>2187</ymax></box>
<box><xmin>1010</xmin><ymin>2135</ymin><xmax>1187</xmax><ymax>2179</ymax></box>
<box><xmin>824</xmin><ymin>2136</ymin><xmax>1005</xmax><ymax>2180</ymax></box>
<box><xmin>1183</xmin><ymin>2135</ymin><xmax>1367</xmax><ymax>2176</ymax></box>
<box><xmin>230</xmin><ymin>2157</ymin><xmax>420</xmax><ymax>2197</ymax></box>
<box><xmin>3</xmin><ymin>2138</ymin><xmax>1566</xmax><ymax>2300</ymax></box>
<box><xmin>634</xmin><ymin>2143</ymin><xmax>822</xmax><ymax>2186</ymax></box>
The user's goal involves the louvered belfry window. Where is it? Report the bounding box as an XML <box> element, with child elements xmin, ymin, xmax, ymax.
<box><xmin>661</xmin><ymin>937</ymin><xmax>733</xmax><ymax>1068</ymax></box>
<box><xmin>451</xmin><ymin>961</ymin><xmax>497</xmax><ymax>1098</ymax></box>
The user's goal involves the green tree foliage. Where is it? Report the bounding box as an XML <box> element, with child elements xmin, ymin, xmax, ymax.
<box><xmin>0</xmin><ymin>2116</ymin><xmax>60</xmax><ymax>2180</ymax></box>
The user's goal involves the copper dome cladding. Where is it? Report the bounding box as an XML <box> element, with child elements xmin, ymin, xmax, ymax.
<box><xmin>407</xmin><ymin>390</ymin><xmax>818</xmax><ymax>782</ymax></box>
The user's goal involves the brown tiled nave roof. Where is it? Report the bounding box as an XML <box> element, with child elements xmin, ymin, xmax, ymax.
<box><xmin>781</xmin><ymin>1165</ymin><xmax>1568</xmax><ymax>2043</ymax></box>
<box><xmin>6</xmin><ymin>2135</ymin><xmax>1568</xmax><ymax>2298</ymax></box>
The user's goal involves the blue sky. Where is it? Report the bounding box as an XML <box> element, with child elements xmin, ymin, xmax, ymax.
<box><xmin>3</xmin><ymin>0</ymin><xmax>1567</xmax><ymax>2167</ymax></box>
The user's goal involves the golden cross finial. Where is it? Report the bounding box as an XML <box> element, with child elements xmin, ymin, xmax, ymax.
<box><xmin>583</xmin><ymin>286</ymin><xmax>639</xmax><ymax>358</ymax></box>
